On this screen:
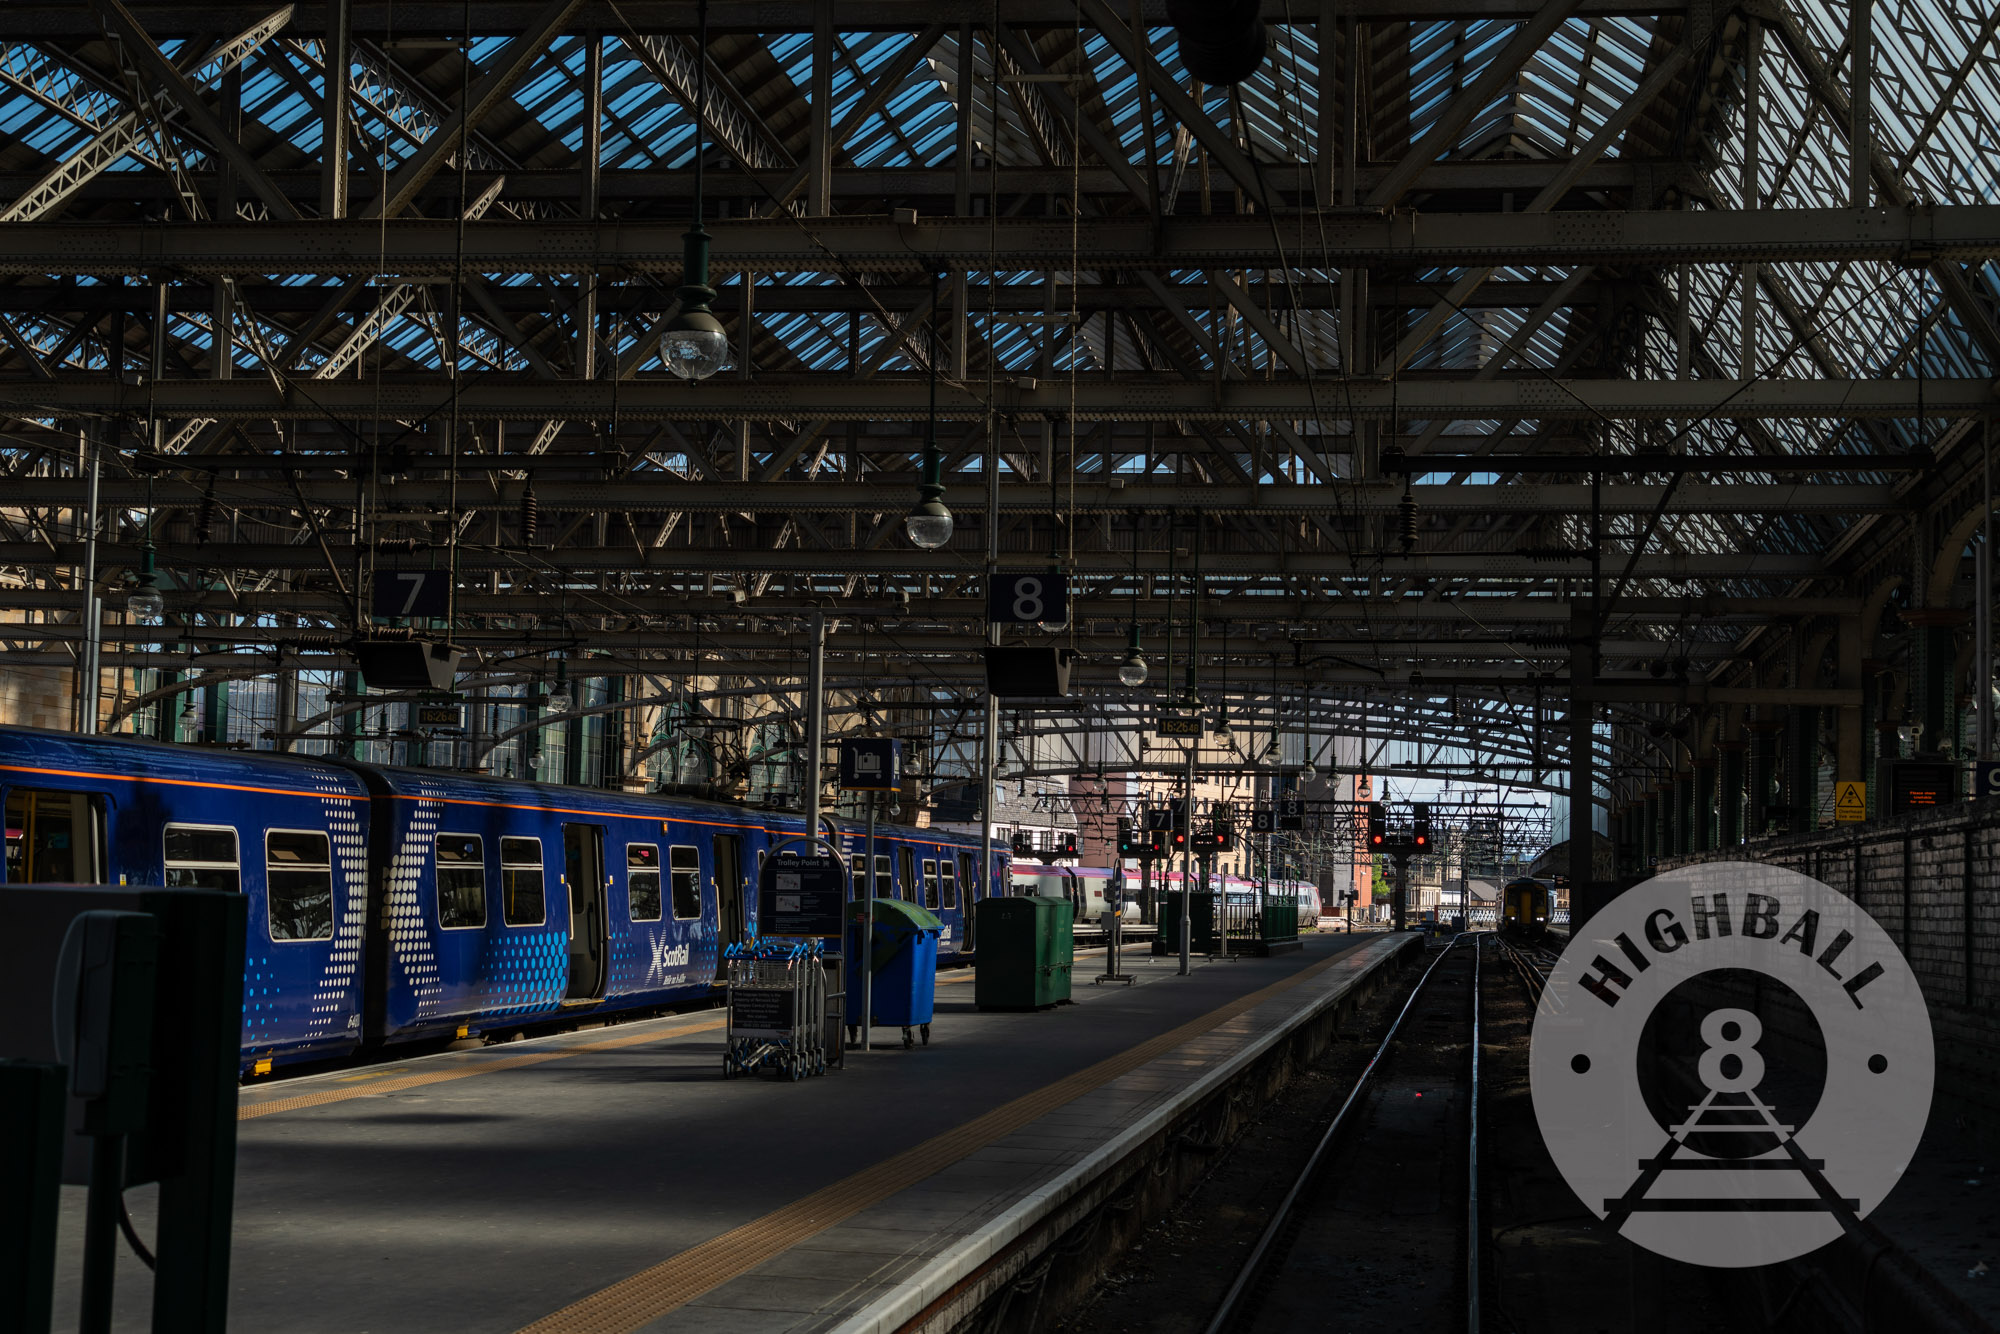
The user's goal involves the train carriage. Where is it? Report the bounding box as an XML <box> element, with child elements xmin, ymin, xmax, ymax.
<box><xmin>351</xmin><ymin>766</ymin><xmax>790</xmax><ymax>1047</ymax></box>
<box><xmin>0</xmin><ymin>725</ymin><xmax>1005</xmax><ymax>1074</ymax></box>
<box><xmin>0</xmin><ymin>726</ymin><xmax>374</xmax><ymax>1069</ymax></box>
<box><xmin>1500</xmin><ymin>876</ymin><xmax>1551</xmax><ymax>939</ymax></box>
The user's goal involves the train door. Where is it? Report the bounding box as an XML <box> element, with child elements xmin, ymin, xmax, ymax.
<box><xmin>562</xmin><ymin>823</ymin><xmax>608</xmax><ymax>1000</ymax></box>
<box><xmin>3</xmin><ymin>787</ymin><xmax>106</xmax><ymax>883</ymax></box>
<box><xmin>897</xmin><ymin>846</ymin><xmax>914</xmax><ymax>900</ymax></box>
<box><xmin>714</xmin><ymin>834</ymin><xmax>746</xmax><ymax>978</ymax></box>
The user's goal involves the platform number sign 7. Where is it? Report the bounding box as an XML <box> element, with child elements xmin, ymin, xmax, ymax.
<box><xmin>987</xmin><ymin>572</ymin><xmax>1069</xmax><ymax>627</ymax></box>
<box><xmin>371</xmin><ymin>569</ymin><xmax>449</xmax><ymax>619</ymax></box>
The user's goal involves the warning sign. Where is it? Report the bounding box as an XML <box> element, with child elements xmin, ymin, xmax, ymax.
<box><xmin>1834</xmin><ymin>781</ymin><xmax>1866</xmax><ymax>823</ymax></box>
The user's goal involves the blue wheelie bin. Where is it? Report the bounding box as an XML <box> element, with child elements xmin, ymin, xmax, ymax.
<box><xmin>845</xmin><ymin>898</ymin><xmax>942</xmax><ymax>1048</ymax></box>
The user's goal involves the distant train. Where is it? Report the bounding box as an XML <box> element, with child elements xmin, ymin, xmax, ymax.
<box><xmin>0</xmin><ymin>726</ymin><xmax>1007</xmax><ymax>1075</ymax></box>
<box><xmin>1008</xmin><ymin>863</ymin><xmax>1321</xmax><ymax>933</ymax></box>
<box><xmin>1500</xmin><ymin>876</ymin><xmax>1552</xmax><ymax>940</ymax></box>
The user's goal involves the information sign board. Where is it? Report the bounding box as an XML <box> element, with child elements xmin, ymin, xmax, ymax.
<box><xmin>727</xmin><ymin>987</ymin><xmax>796</xmax><ymax>1039</ymax></box>
<box><xmin>756</xmin><ymin>852</ymin><xmax>847</xmax><ymax>938</ymax></box>
<box><xmin>414</xmin><ymin>703</ymin><xmax>465</xmax><ymax>732</ymax></box>
<box><xmin>1250</xmin><ymin>807</ymin><xmax>1275</xmax><ymax>834</ymax></box>
<box><xmin>1975</xmin><ymin>760</ymin><xmax>2000</xmax><ymax>802</ymax></box>
<box><xmin>1887</xmin><ymin>760</ymin><xmax>1956</xmax><ymax>814</ymax></box>
<box><xmin>1278</xmin><ymin>797</ymin><xmax>1304</xmax><ymax>831</ymax></box>
<box><xmin>986</xmin><ymin>571</ymin><xmax>1069</xmax><ymax>626</ymax></box>
<box><xmin>370</xmin><ymin>569</ymin><xmax>450</xmax><ymax>619</ymax></box>
<box><xmin>838</xmin><ymin>737</ymin><xmax>902</xmax><ymax>791</ymax></box>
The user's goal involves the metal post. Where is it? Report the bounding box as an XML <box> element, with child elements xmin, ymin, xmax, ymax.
<box><xmin>1850</xmin><ymin>0</ymin><xmax>1874</xmax><ymax>208</ymax></box>
<box><xmin>1976</xmin><ymin>422</ymin><xmax>1992</xmax><ymax>768</ymax></box>
<box><xmin>321</xmin><ymin>0</ymin><xmax>351</xmax><ymax>219</ymax></box>
<box><xmin>1180</xmin><ymin>742</ymin><xmax>1194</xmax><ymax>975</ymax></box>
<box><xmin>803</xmin><ymin>611</ymin><xmax>826</xmax><ymax>837</ymax></box>
<box><xmin>273</xmin><ymin>649</ymin><xmax>295</xmax><ymax>753</ymax></box>
<box><xmin>862</xmin><ymin>791</ymin><xmax>876</xmax><ymax>1052</ymax></box>
<box><xmin>79</xmin><ymin>1135</ymin><xmax>123</xmax><ymax>1334</ymax></box>
<box><xmin>77</xmin><ymin>427</ymin><xmax>100</xmax><ymax>734</ymax></box>
<box><xmin>1394</xmin><ymin>850</ymin><xmax>1409</xmax><ymax>932</ymax></box>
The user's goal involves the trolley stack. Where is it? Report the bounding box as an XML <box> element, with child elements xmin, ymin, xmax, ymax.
<box><xmin>722</xmin><ymin>937</ymin><xmax>829</xmax><ymax>1081</ymax></box>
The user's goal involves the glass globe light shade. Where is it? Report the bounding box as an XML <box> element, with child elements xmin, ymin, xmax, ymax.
<box><xmin>546</xmin><ymin>687</ymin><xmax>572</xmax><ymax>715</ymax></box>
<box><xmin>529</xmin><ymin>749</ymin><xmax>545</xmax><ymax>771</ymax></box>
<box><xmin>1301</xmin><ymin>760</ymin><xmax>1319</xmax><ymax>782</ymax></box>
<box><xmin>127</xmin><ymin>584</ymin><xmax>164</xmax><ymax>625</ymax></box>
<box><xmin>904</xmin><ymin>501</ymin><xmax>954</xmax><ymax>551</ymax></box>
<box><xmin>178</xmin><ymin>699</ymin><xmax>197</xmax><ymax>724</ymax></box>
<box><xmin>659</xmin><ymin>322</ymin><xmax>732</xmax><ymax>381</ymax></box>
<box><xmin>1118</xmin><ymin>652</ymin><xmax>1149</xmax><ymax>687</ymax></box>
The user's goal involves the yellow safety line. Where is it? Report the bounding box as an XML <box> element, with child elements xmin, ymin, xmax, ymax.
<box><xmin>515</xmin><ymin>940</ymin><xmax>1382</xmax><ymax>1334</ymax></box>
<box><xmin>237</xmin><ymin>1018</ymin><xmax>727</xmax><ymax>1120</ymax></box>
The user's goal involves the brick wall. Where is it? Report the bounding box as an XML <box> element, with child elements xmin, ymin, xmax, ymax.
<box><xmin>1665</xmin><ymin>805</ymin><xmax>2000</xmax><ymax>1148</ymax></box>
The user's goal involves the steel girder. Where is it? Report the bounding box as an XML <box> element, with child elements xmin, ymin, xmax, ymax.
<box><xmin>0</xmin><ymin>477</ymin><xmax>1907</xmax><ymax>515</ymax></box>
<box><xmin>1</xmin><ymin>209</ymin><xmax>1993</xmax><ymax>276</ymax></box>
<box><xmin>3</xmin><ymin>374</ymin><xmax>1988</xmax><ymax>420</ymax></box>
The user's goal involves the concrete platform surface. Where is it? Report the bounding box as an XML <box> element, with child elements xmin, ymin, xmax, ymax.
<box><xmin>50</xmin><ymin>931</ymin><xmax>1396</xmax><ymax>1333</ymax></box>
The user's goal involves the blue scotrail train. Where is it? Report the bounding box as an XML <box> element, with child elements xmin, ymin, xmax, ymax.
<box><xmin>0</xmin><ymin>725</ymin><xmax>1006</xmax><ymax>1075</ymax></box>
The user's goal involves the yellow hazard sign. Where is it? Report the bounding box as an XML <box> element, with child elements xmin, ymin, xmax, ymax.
<box><xmin>1834</xmin><ymin>781</ymin><xmax>1866</xmax><ymax>822</ymax></box>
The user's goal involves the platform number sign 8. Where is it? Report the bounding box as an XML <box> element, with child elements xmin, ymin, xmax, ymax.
<box><xmin>987</xmin><ymin>572</ymin><xmax>1069</xmax><ymax>627</ymax></box>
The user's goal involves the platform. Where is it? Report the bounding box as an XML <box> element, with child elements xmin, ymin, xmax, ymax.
<box><xmin>49</xmin><ymin>931</ymin><xmax>1409</xmax><ymax>1333</ymax></box>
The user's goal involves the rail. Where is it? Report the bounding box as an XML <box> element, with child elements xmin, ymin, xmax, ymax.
<box><xmin>1202</xmin><ymin>933</ymin><xmax>1482</xmax><ymax>1333</ymax></box>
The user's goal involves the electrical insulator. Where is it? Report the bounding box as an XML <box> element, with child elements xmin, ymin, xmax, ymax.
<box><xmin>1398</xmin><ymin>491</ymin><xmax>1418</xmax><ymax>552</ymax></box>
<box><xmin>520</xmin><ymin>485</ymin><xmax>539</xmax><ymax>546</ymax></box>
<box><xmin>194</xmin><ymin>489</ymin><xmax>217</xmax><ymax>546</ymax></box>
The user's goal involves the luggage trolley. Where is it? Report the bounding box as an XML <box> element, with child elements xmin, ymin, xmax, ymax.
<box><xmin>722</xmin><ymin>937</ymin><xmax>828</xmax><ymax>1081</ymax></box>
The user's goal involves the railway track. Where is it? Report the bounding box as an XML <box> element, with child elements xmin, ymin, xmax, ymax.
<box><xmin>1202</xmin><ymin>934</ymin><xmax>1485</xmax><ymax>1333</ymax></box>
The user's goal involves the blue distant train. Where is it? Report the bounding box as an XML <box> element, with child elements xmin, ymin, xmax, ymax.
<box><xmin>0</xmin><ymin>725</ymin><xmax>1005</xmax><ymax>1075</ymax></box>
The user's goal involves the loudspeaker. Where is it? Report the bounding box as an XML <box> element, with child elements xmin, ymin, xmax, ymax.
<box><xmin>982</xmin><ymin>646</ymin><xmax>1074</xmax><ymax>698</ymax></box>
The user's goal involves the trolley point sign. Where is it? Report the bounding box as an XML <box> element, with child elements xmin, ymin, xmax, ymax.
<box><xmin>1531</xmin><ymin>863</ymin><xmax>1933</xmax><ymax>1268</ymax></box>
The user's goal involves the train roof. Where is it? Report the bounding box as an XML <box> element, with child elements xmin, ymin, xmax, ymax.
<box><xmin>0</xmin><ymin>723</ymin><xmax>369</xmax><ymax>799</ymax></box>
<box><xmin>0</xmin><ymin>726</ymin><xmax>986</xmax><ymax>850</ymax></box>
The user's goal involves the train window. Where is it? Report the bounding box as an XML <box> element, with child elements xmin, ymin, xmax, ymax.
<box><xmin>628</xmin><ymin>844</ymin><xmax>662</xmax><ymax>921</ymax></box>
<box><xmin>921</xmin><ymin>858</ymin><xmax>939</xmax><ymax>909</ymax></box>
<box><xmin>435</xmin><ymin>834</ymin><xmax>486</xmax><ymax>929</ymax></box>
<box><xmin>5</xmin><ymin>788</ymin><xmax>105</xmax><ymax>884</ymax></box>
<box><xmin>501</xmin><ymin>837</ymin><xmax>545</xmax><ymax>926</ymax></box>
<box><xmin>266</xmin><ymin>830</ymin><xmax>334</xmax><ymax>941</ymax></box>
<box><xmin>873</xmin><ymin>854</ymin><xmax>892</xmax><ymax>899</ymax></box>
<box><xmin>163</xmin><ymin>824</ymin><xmax>239</xmax><ymax>893</ymax></box>
<box><xmin>669</xmin><ymin>845</ymin><xmax>701</xmax><ymax>919</ymax></box>
<box><xmin>897</xmin><ymin>847</ymin><xmax>914</xmax><ymax>901</ymax></box>
<box><xmin>940</xmin><ymin>858</ymin><xmax>958</xmax><ymax>909</ymax></box>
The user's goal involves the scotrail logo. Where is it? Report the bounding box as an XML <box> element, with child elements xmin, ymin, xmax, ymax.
<box><xmin>650</xmin><ymin>938</ymin><xmax>690</xmax><ymax>978</ymax></box>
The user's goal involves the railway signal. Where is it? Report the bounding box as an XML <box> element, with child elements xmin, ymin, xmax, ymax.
<box><xmin>1367</xmin><ymin>802</ymin><xmax>1386</xmax><ymax>847</ymax></box>
<box><xmin>1412</xmin><ymin>803</ymin><xmax>1432</xmax><ymax>848</ymax></box>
